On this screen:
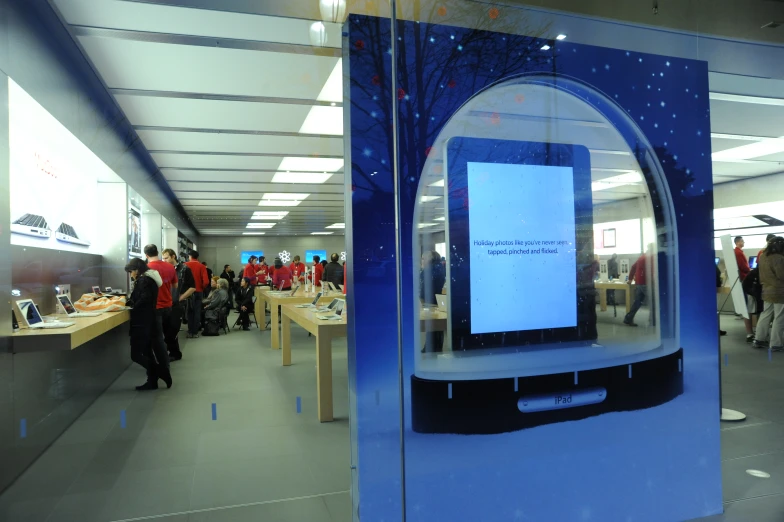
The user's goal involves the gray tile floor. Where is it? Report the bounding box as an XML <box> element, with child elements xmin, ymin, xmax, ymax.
<box><xmin>0</xmin><ymin>320</ymin><xmax>351</xmax><ymax>522</ymax></box>
<box><xmin>4</xmin><ymin>310</ymin><xmax>784</xmax><ymax>521</ymax></box>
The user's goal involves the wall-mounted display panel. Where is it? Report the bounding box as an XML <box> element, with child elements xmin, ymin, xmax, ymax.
<box><xmin>8</xmin><ymin>78</ymin><xmax>123</xmax><ymax>254</ymax></box>
<box><xmin>593</xmin><ymin>219</ymin><xmax>642</xmax><ymax>255</ymax></box>
<box><xmin>240</xmin><ymin>250</ymin><xmax>264</xmax><ymax>264</ymax></box>
<box><xmin>305</xmin><ymin>249</ymin><xmax>327</xmax><ymax>263</ymax></box>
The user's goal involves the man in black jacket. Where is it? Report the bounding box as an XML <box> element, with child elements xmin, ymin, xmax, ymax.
<box><xmin>323</xmin><ymin>253</ymin><xmax>344</xmax><ymax>288</ymax></box>
<box><xmin>163</xmin><ymin>249</ymin><xmax>194</xmax><ymax>360</ymax></box>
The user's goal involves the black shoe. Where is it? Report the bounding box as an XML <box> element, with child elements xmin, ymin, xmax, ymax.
<box><xmin>242</xmin><ymin>326</ymin><xmax>250</xmax><ymax>331</ymax></box>
<box><xmin>159</xmin><ymin>369</ymin><xmax>173</xmax><ymax>389</ymax></box>
<box><xmin>136</xmin><ymin>381</ymin><xmax>158</xmax><ymax>391</ymax></box>
<box><xmin>746</xmin><ymin>334</ymin><xmax>755</xmax><ymax>343</ymax></box>
<box><xmin>169</xmin><ymin>353</ymin><xmax>183</xmax><ymax>361</ymax></box>
<box><xmin>719</xmin><ymin>330</ymin><xmax>727</xmax><ymax>336</ymax></box>
<box><xmin>623</xmin><ymin>319</ymin><xmax>638</xmax><ymax>327</ymax></box>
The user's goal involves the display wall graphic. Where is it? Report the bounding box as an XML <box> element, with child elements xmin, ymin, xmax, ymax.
<box><xmin>240</xmin><ymin>251</ymin><xmax>265</xmax><ymax>264</ymax></box>
<box><xmin>128</xmin><ymin>204</ymin><xmax>142</xmax><ymax>258</ymax></box>
<box><xmin>305</xmin><ymin>249</ymin><xmax>327</xmax><ymax>263</ymax></box>
<box><xmin>8</xmin><ymin>78</ymin><xmax>108</xmax><ymax>254</ymax></box>
<box><xmin>348</xmin><ymin>14</ymin><xmax>720</xmax><ymax>522</ymax></box>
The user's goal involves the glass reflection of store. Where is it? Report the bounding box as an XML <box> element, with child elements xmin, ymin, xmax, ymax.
<box><xmin>413</xmin><ymin>74</ymin><xmax>679</xmax><ymax>434</ymax></box>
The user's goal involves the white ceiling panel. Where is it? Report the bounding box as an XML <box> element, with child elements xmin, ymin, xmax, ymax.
<box><xmin>168</xmin><ymin>182</ymin><xmax>344</xmax><ymax>193</ymax></box>
<box><xmin>162</xmin><ymin>170</ymin><xmax>345</xmax><ymax>184</ymax></box>
<box><xmin>152</xmin><ymin>153</ymin><xmax>286</xmax><ymax>170</ymax></box>
<box><xmin>712</xmin><ymin>160</ymin><xmax>784</xmax><ymax>178</ymax></box>
<box><xmin>136</xmin><ymin>130</ymin><xmax>343</xmax><ymax>156</ymax></box>
<box><xmin>709</xmin><ymin>100</ymin><xmax>784</xmax><ymax>138</ymax></box>
<box><xmin>114</xmin><ymin>95</ymin><xmax>314</xmax><ymax>133</ymax></box>
<box><xmin>54</xmin><ymin>0</ymin><xmax>342</xmax><ymax>48</ymax></box>
<box><xmin>77</xmin><ymin>36</ymin><xmax>338</xmax><ymax>99</ymax></box>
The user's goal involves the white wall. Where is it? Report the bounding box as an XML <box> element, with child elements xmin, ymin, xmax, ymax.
<box><xmin>198</xmin><ymin>235</ymin><xmax>347</xmax><ymax>274</ymax></box>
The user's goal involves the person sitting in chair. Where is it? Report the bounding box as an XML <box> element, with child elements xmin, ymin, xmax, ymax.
<box><xmin>204</xmin><ymin>278</ymin><xmax>229</xmax><ymax>324</ymax></box>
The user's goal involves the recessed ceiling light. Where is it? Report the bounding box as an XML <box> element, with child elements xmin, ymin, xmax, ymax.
<box><xmin>312</xmin><ymin>232</ymin><xmax>334</xmax><ymax>235</ymax></box>
<box><xmin>258</xmin><ymin>200</ymin><xmax>302</xmax><ymax>207</ymax></box>
<box><xmin>271</xmin><ymin>172</ymin><xmax>333</xmax><ymax>184</ymax></box>
<box><xmin>330</xmin><ymin>102</ymin><xmax>337</xmax><ymax>107</ymax></box>
<box><xmin>712</xmin><ymin>136</ymin><xmax>784</xmax><ymax>162</ymax></box>
<box><xmin>418</xmin><ymin>223</ymin><xmax>437</xmax><ymax>229</ymax></box>
<box><xmin>261</xmin><ymin>193</ymin><xmax>310</xmax><ymax>201</ymax></box>
<box><xmin>279</xmin><ymin>157</ymin><xmax>344</xmax><ymax>172</ymax></box>
<box><xmin>318</xmin><ymin>58</ymin><xmax>343</xmax><ymax>103</ymax></box>
<box><xmin>591</xmin><ymin>172</ymin><xmax>643</xmax><ymax>192</ymax></box>
<box><xmin>246</xmin><ymin>223</ymin><xmax>276</xmax><ymax>229</ymax></box>
<box><xmin>541</xmin><ymin>44</ymin><xmax>551</xmax><ymax>51</ymax></box>
<box><xmin>326</xmin><ymin>223</ymin><xmax>345</xmax><ymax>229</ymax></box>
<box><xmin>434</xmin><ymin>216</ymin><xmax>445</xmax><ymax>221</ymax></box>
<box><xmin>299</xmin><ymin>106</ymin><xmax>343</xmax><ymax>136</ymax></box>
<box><xmin>252</xmin><ymin>211</ymin><xmax>289</xmax><ymax>219</ymax></box>
<box><xmin>556</xmin><ymin>34</ymin><xmax>567</xmax><ymax>40</ymax></box>
<box><xmin>429</xmin><ymin>179</ymin><xmax>445</xmax><ymax>187</ymax></box>
<box><xmin>243</xmin><ymin>232</ymin><xmax>266</xmax><ymax>235</ymax></box>
<box><xmin>420</xmin><ymin>195</ymin><xmax>442</xmax><ymax>203</ymax></box>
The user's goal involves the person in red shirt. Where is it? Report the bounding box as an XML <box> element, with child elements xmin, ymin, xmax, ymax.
<box><xmin>272</xmin><ymin>257</ymin><xmax>292</xmax><ymax>290</ymax></box>
<box><xmin>242</xmin><ymin>256</ymin><xmax>259</xmax><ymax>286</ymax></box>
<box><xmin>624</xmin><ymin>245</ymin><xmax>654</xmax><ymax>327</ymax></box>
<box><xmin>289</xmin><ymin>255</ymin><xmax>306</xmax><ymax>283</ymax></box>
<box><xmin>734</xmin><ymin>236</ymin><xmax>756</xmax><ymax>342</ymax></box>
<box><xmin>185</xmin><ymin>251</ymin><xmax>210</xmax><ymax>338</ymax></box>
<box><xmin>142</xmin><ymin>244</ymin><xmax>175</xmax><ymax>388</ymax></box>
<box><xmin>343</xmin><ymin>261</ymin><xmax>347</xmax><ymax>295</ymax></box>
<box><xmin>310</xmin><ymin>255</ymin><xmax>324</xmax><ymax>287</ymax></box>
<box><xmin>256</xmin><ymin>256</ymin><xmax>271</xmax><ymax>283</ymax></box>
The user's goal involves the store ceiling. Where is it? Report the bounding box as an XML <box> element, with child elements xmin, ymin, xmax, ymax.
<box><xmin>48</xmin><ymin>0</ymin><xmax>784</xmax><ymax>237</ymax></box>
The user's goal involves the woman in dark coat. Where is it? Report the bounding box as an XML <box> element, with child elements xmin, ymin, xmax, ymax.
<box><xmin>236</xmin><ymin>277</ymin><xmax>255</xmax><ymax>330</ymax></box>
<box><xmin>125</xmin><ymin>257</ymin><xmax>171</xmax><ymax>391</ymax></box>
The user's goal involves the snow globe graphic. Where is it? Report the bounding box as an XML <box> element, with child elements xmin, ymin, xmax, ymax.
<box><xmin>412</xmin><ymin>74</ymin><xmax>682</xmax><ymax>434</ymax></box>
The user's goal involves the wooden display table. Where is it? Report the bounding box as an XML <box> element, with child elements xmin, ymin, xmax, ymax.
<box><xmin>258</xmin><ymin>288</ymin><xmax>338</xmax><ymax>349</ymax></box>
<box><xmin>595</xmin><ymin>281</ymin><xmax>636</xmax><ymax>314</ymax></box>
<box><xmin>420</xmin><ymin>308</ymin><xmax>447</xmax><ymax>332</ymax></box>
<box><xmin>280</xmin><ymin>303</ymin><xmax>347</xmax><ymax>422</ymax></box>
<box><xmin>12</xmin><ymin>311</ymin><xmax>130</xmax><ymax>353</ymax></box>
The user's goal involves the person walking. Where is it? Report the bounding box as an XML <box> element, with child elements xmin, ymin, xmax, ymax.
<box><xmin>162</xmin><ymin>249</ymin><xmax>193</xmax><ymax>360</ymax></box>
<box><xmin>145</xmin><ymin>245</ymin><xmax>177</xmax><ymax>370</ymax></box>
<box><xmin>125</xmin><ymin>258</ymin><xmax>172</xmax><ymax>391</ymax></box>
<box><xmin>185</xmin><ymin>250</ymin><xmax>210</xmax><ymax>338</ymax></box>
<box><xmin>753</xmin><ymin>237</ymin><xmax>784</xmax><ymax>352</ymax></box>
<box><xmin>236</xmin><ymin>277</ymin><xmax>254</xmax><ymax>330</ymax></box>
<box><xmin>624</xmin><ymin>244</ymin><xmax>654</xmax><ymax>327</ymax></box>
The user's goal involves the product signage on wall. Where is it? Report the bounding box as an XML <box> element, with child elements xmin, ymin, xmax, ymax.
<box><xmin>8</xmin><ymin>78</ymin><xmax>118</xmax><ymax>254</ymax></box>
<box><xmin>128</xmin><ymin>203</ymin><xmax>142</xmax><ymax>258</ymax></box>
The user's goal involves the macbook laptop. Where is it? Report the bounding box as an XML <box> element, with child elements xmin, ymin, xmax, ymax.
<box><xmin>57</xmin><ymin>294</ymin><xmax>103</xmax><ymax>318</ymax></box>
<box><xmin>15</xmin><ymin>299</ymin><xmax>74</xmax><ymax>329</ymax></box>
<box><xmin>296</xmin><ymin>292</ymin><xmax>323</xmax><ymax>308</ymax></box>
<box><xmin>436</xmin><ymin>294</ymin><xmax>447</xmax><ymax>312</ymax></box>
<box><xmin>11</xmin><ymin>213</ymin><xmax>52</xmax><ymax>239</ymax></box>
<box><xmin>316</xmin><ymin>298</ymin><xmax>342</xmax><ymax>312</ymax></box>
<box><xmin>317</xmin><ymin>300</ymin><xmax>345</xmax><ymax>320</ymax></box>
<box><xmin>55</xmin><ymin>223</ymin><xmax>90</xmax><ymax>247</ymax></box>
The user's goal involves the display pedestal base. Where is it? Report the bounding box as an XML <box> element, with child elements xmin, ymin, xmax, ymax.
<box><xmin>721</xmin><ymin>408</ymin><xmax>746</xmax><ymax>422</ymax></box>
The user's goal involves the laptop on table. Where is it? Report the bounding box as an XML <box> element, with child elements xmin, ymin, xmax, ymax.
<box><xmin>15</xmin><ymin>299</ymin><xmax>74</xmax><ymax>329</ymax></box>
<box><xmin>296</xmin><ymin>292</ymin><xmax>323</xmax><ymax>308</ymax></box>
<box><xmin>57</xmin><ymin>294</ymin><xmax>104</xmax><ymax>318</ymax></box>
<box><xmin>317</xmin><ymin>299</ymin><xmax>345</xmax><ymax>320</ymax></box>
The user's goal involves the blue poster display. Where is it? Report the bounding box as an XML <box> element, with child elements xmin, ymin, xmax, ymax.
<box><xmin>347</xmin><ymin>14</ymin><xmax>721</xmax><ymax>522</ymax></box>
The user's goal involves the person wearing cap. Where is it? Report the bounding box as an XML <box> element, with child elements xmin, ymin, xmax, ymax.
<box><xmin>125</xmin><ymin>257</ymin><xmax>172</xmax><ymax>391</ymax></box>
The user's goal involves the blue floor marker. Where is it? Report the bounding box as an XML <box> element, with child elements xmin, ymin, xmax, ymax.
<box><xmin>514</xmin><ymin>377</ymin><xmax>518</xmax><ymax>392</ymax></box>
<box><xmin>574</xmin><ymin>371</ymin><xmax>578</xmax><ymax>385</ymax></box>
<box><xmin>447</xmin><ymin>383</ymin><xmax>453</xmax><ymax>399</ymax></box>
<box><xmin>211</xmin><ymin>403</ymin><xmax>217</xmax><ymax>421</ymax></box>
<box><xmin>20</xmin><ymin>419</ymin><xmax>26</xmax><ymax>439</ymax></box>
<box><xmin>628</xmin><ymin>365</ymin><xmax>633</xmax><ymax>379</ymax></box>
<box><xmin>120</xmin><ymin>410</ymin><xmax>127</xmax><ymax>429</ymax></box>
<box><xmin>296</xmin><ymin>396</ymin><xmax>302</xmax><ymax>414</ymax></box>
<box><xmin>724</xmin><ymin>353</ymin><xmax>729</xmax><ymax>366</ymax></box>
<box><xmin>678</xmin><ymin>359</ymin><xmax>683</xmax><ymax>373</ymax></box>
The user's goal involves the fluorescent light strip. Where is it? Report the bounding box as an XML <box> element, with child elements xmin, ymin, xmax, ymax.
<box><xmin>420</xmin><ymin>196</ymin><xmax>442</xmax><ymax>203</ymax></box>
<box><xmin>429</xmin><ymin>179</ymin><xmax>445</xmax><ymax>187</ymax></box>
<box><xmin>591</xmin><ymin>172</ymin><xmax>643</xmax><ymax>192</ymax></box>
<box><xmin>589</xmin><ymin>149</ymin><xmax>631</xmax><ymax>156</ymax></box>
<box><xmin>258</xmin><ymin>200</ymin><xmax>302</xmax><ymax>207</ymax></box>
<box><xmin>311</xmin><ymin>232</ymin><xmax>334</xmax><ymax>235</ymax></box>
<box><xmin>714</xmin><ymin>216</ymin><xmax>769</xmax><ymax>229</ymax></box>
<box><xmin>271</xmin><ymin>172</ymin><xmax>333</xmax><ymax>184</ymax></box>
<box><xmin>709</xmin><ymin>92</ymin><xmax>784</xmax><ymax>107</ymax></box>
<box><xmin>711</xmin><ymin>133</ymin><xmax>768</xmax><ymax>142</ymax></box>
<box><xmin>246</xmin><ymin>223</ymin><xmax>276</xmax><ymax>229</ymax></box>
<box><xmin>278</xmin><ymin>157</ymin><xmax>344</xmax><ymax>172</ymax></box>
<box><xmin>326</xmin><ymin>223</ymin><xmax>345</xmax><ymax>229</ymax></box>
<box><xmin>252</xmin><ymin>211</ymin><xmax>289</xmax><ymax>219</ymax></box>
<box><xmin>243</xmin><ymin>232</ymin><xmax>266</xmax><ymax>235</ymax></box>
<box><xmin>712</xmin><ymin>136</ymin><xmax>784</xmax><ymax>162</ymax></box>
<box><xmin>317</xmin><ymin>59</ymin><xmax>343</xmax><ymax>103</ymax></box>
<box><xmin>299</xmin><ymin>106</ymin><xmax>343</xmax><ymax>136</ymax></box>
<box><xmin>434</xmin><ymin>216</ymin><xmax>445</xmax><ymax>221</ymax></box>
<box><xmin>418</xmin><ymin>223</ymin><xmax>437</xmax><ymax>229</ymax></box>
<box><xmin>261</xmin><ymin>193</ymin><xmax>310</xmax><ymax>200</ymax></box>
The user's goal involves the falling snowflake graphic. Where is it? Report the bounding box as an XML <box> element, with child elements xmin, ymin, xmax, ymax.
<box><xmin>278</xmin><ymin>250</ymin><xmax>291</xmax><ymax>264</ymax></box>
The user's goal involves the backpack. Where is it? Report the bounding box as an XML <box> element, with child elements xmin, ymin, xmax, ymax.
<box><xmin>202</xmin><ymin>318</ymin><xmax>220</xmax><ymax>336</ymax></box>
<box><xmin>742</xmin><ymin>267</ymin><xmax>762</xmax><ymax>301</ymax></box>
